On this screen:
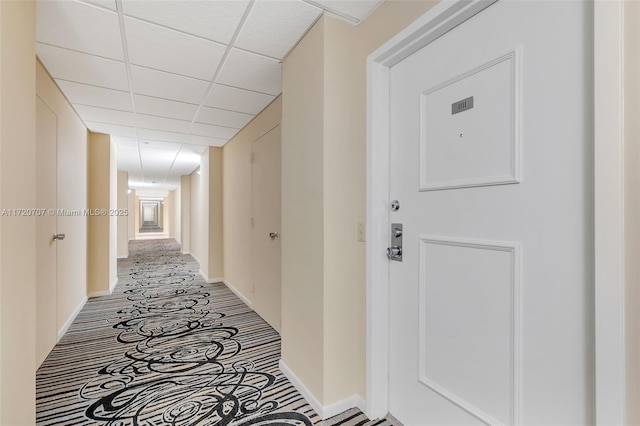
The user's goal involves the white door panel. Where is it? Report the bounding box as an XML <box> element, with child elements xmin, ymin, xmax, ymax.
<box><xmin>388</xmin><ymin>1</ymin><xmax>592</xmax><ymax>425</ymax></box>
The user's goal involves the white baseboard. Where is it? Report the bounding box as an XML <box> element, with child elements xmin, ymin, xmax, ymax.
<box><xmin>182</xmin><ymin>251</ymin><xmax>190</xmax><ymax>255</ymax></box>
<box><xmin>198</xmin><ymin>270</ymin><xmax>223</xmax><ymax>284</ymax></box>
<box><xmin>278</xmin><ymin>360</ymin><xmax>366</xmax><ymax>420</ymax></box>
<box><xmin>88</xmin><ymin>278</ymin><xmax>118</xmax><ymax>298</ymax></box>
<box><xmin>117</xmin><ymin>253</ymin><xmax>128</xmax><ymax>259</ymax></box>
<box><xmin>57</xmin><ymin>296</ymin><xmax>87</xmax><ymax>340</ymax></box>
<box><xmin>222</xmin><ymin>279</ymin><xmax>252</xmax><ymax>308</ymax></box>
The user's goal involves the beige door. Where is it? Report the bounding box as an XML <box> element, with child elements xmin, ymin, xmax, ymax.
<box><xmin>36</xmin><ymin>97</ymin><xmax>57</xmax><ymax>367</ymax></box>
<box><xmin>252</xmin><ymin>126</ymin><xmax>282</xmax><ymax>332</ymax></box>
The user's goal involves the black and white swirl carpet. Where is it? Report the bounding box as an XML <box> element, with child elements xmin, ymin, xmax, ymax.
<box><xmin>36</xmin><ymin>239</ymin><xmax>391</xmax><ymax>426</ymax></box>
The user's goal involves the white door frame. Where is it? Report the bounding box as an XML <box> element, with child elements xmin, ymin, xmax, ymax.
<box><xmin>365</xmin><ymin>0</ymin><xmax>626</xmax><ymax>422</ymax></box>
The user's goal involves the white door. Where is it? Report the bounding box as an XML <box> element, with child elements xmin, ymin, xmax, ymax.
<box><xmin>252</xmin><ymin>126</ymin><xmax>282</xmax><ymax>332</ymax></box>
<box><xmin>36</xmin><ymin>97</ymin><xmax>57</xmax><ymax>367</ymax></box>
<box><xmin>388</xmin><ymin>2</ymin><xmax>593</xmax><ymax>425</ymax></box>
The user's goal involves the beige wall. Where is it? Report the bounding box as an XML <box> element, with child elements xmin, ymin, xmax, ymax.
<box><xmin>117</xmin><ymin>171</ymin><xmax>128</xmax><ymax>258</ymax></box>
<box><xmin>625</xmin><ymin>1</ymin><xmax>640</xmax><ymax>422</ymax></box>
<box><xmin>173</xmin><ymin>186</ymin><xmax>181</xmax><ymax>244</ymax></box>
<box><xmin>281</xmin><ymin>18</ymin><xmax>326</xmax><ymax>401</ymax></box>
<box><xmin>35</xmin><ymin>60</ymin><xmax>89</xmax><ymax>338</ymax></box>
<box><xmin>189</xmin><ymin>149</ymin><xmax>223</xmax><ymax>281</ymax></box>
<box><xmin>162</xmin><ymin>196</ymin><xmax>169</xmax><ymax>235</ymax></box>
<box><xmin>190</xmin><ymin>165</ymin><xmax>206</xmax><ymax>270</ymax></box>
<box><xmin>281</xmin><ymin>1</ymin><xmax>436</xmax><ymax>406</ymax></box>
<box><xmin>208</xmin><ymin>148</ymin><xmax>223</xmax><ymax>280</ymax></box>
<box><xmin>87</xmin><ymin>132</ymin><xmax>117</xmax><ymax>295</ymax></box>
<box><xmin>127</xmin><ymin>190</ymin><xmax>135</xmax><ymax>241</ymax></box>
<box><xmin>181</xmin><ymin>175</ymin><xmax>190</xmax><ymax>253</ymax></box>
<box><xmin>0</xmin><ymin>1</ymin><xmax>36</xmax><ymax>423</ymax></box>
<box><xmin>223</xmin><ymin>96</ymin><xmax>282</xmax><ymax>304</ymax></box>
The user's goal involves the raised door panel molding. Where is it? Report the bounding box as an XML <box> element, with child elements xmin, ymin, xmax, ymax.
<box><xmin>418</xmin><ymin>236</ymin><xmax>521</xmax><ymax>425</ymax></box>
<box><xmin>420</xmin><ymin>50</ymin><xmax>521</xmax><ymax>191</ymax></box>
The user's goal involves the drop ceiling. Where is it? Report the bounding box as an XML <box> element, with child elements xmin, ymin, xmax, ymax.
<box><xmin>36</xmin><ymin>0</ymin><xmax>383</xmax><ymax>193</ymax></box>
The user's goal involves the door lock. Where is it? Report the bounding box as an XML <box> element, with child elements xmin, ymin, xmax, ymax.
<box><xmin>387</xmin><ymin>223</ymin><xmax>403</xmax><ymax>262</ymax></box>
<box><xmin>53</xmin><ymin>233</ymin><xmax>65</xmax><ymax>241</ymax></box>
<box><xmin>269</xmin><ymin>232</ymin><xmax>280</xmax><ymax>240</ymax></box>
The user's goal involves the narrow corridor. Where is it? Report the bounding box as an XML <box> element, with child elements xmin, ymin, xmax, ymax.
<box><xmin>35</xmin><ymin>239</ymin><xmax>388</xmax><ymax>425</ymax></box>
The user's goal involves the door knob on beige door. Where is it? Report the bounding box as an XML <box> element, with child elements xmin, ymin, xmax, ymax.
<box><xmin>269</xmin><ymin>232</ymin><xmax>280</xmax><ymax>240</ymax></box>
<box><xmin>53</xmin><ymin>233</ymin><xmax>65</xmax><ymax>241</ymax></box>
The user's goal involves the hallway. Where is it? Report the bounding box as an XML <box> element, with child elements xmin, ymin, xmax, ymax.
<box><xmin>35</xmin><ymin>239</ymin><xmax>387</xmax><ymax>425</ymax></box>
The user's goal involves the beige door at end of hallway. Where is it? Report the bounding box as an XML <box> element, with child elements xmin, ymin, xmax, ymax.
<box><xmin>36</xmin><ymin>97</ymin><xmax>57</xmax><ymax>367</ymax></box>
<box><xmin>252</xmin><ymin>126</ymin><xmax>282</xmax><ymax>332</ymax></box>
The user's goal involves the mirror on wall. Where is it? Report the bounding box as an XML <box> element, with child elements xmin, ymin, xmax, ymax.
<box><xmin>139</xmin><ymin>199</ymin><xmax>163</xmax><ymax>233</ymax></box>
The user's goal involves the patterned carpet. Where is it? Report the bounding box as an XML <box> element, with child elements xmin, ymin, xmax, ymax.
<box><xmin>36</xmin><ymin>239</ymin><xmax>396</xmax><ymax>426</ymax></box>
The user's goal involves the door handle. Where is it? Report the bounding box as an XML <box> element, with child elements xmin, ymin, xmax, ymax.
<box><xmin>269</xmin><ymin>232</ymin><xmax>280</xmax><ymax>240</ymax></box>
<box><xmin>53</xmin><ymin>233</ymin><xmax>65</xmax><ymax>241</ymax></box>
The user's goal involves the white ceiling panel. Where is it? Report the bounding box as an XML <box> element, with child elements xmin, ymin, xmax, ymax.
<box><xmin>186</xmin><ymin>135</ymin><xmax>228</xmax><ymax>147</ymax></box>
<box><xmin>310</xmin><ymin>0</ymin><xmax>383</xmax><ymax>22</ymax></box>
<box><xmin>74</xmin><ymin>104</ymin><xmax>136</xmax><ymax>126</ymax></box>
<box><xmin>82</xmin><ymin>0</ymin><xmax>117</xmax><ymax>11</ymax></box>
<box><xmin>56</xmin><ymin>80</ymin><xmax>132</xmax><ymax>112</ymax></box>
<box><xmin>217</xmin><ymin>49</ymin><xmax>282</xmax><ymax>96</ymax></box>
<box><xmin>137</xmin><ymin>128</ymin><xmax>185</xmax><ymax>143</ymax></box>
<box><xmin>37</xmin><ymin>0</ymin><xmax>124</xmax><ymax>60</ymax></box>
<box><xmin>140</xmin><ymin>140</ymin><xmax>182</xmax><ymax>152</ymax></box>
<box><xmin>190</xmin><ymin>123</ymin><xmax>239</xmax><ymax>140</ymax></box>
<box><xmin>84</xmin><ymin>121</ymin><xmax>137</xmax><ymax>138</ymax></box>
<box><xmin>195</xmin><ymin>106</ymin><xmax>254</xmax><ymax>129</ymax></box>
<box><xmin>37</xmin><ymin>43</ymin><xmax>129</xmax><ymax>91</ymax></box>
<box><xmin>112</xmin><ymin>136</ymin><xmax>138</xmax><ymax>148</ymax></box>
<box><xmin>181</xmin><ymin>144</ymin><xmax>208</xmax><ymax>155</ymax></box>
<box><xmin>137</xmin><ymin>114</ymin><xmax>191</xmax><ymax>134</ymax></box>
<box><xmin>204</xmin><ymin>84</ymin><xmax>275</xmax><ymax>115</ymax></box>
<box><xmin>125</xmin><ymin>17</ymin><xmax>226</xmax><ymax>81</ymax></box>
<box><xmin>121</xmin><ymin>0</ymin><xmax>249</xmax><ymax>44</ymax></box>
<box><xmin>130</xmin><ymin>65</ymin><xmax>209</xmax><ymax>104</ymax></box>
<box><xmin>236</xmin><ymin>0</ymin><xmax>322</xmax><ymax>59</ymax></box>
<box><xmin>133</xmin><ymin>95</ymin><xmax>198</xmax><ymax>121</ymax></box>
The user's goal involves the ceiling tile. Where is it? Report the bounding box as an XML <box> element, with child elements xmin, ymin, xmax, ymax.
<box><xmin>112</xmin><ymin>136</ymin><xmax>138</xmax><ymax>148</ymax></box>
<box><xmin>139</xmin><ymin>140</ymin><xmax>182</xmax><ymax>152</ymax></box>
<box><xmin>37</xmin><ymin>0</ymin><xmax>123</xmax><ymax>60</ymax></box>
<box><xmin>121</xmin><ymin>0</ymin><xmax>249</xmax><ymax>44</ymax></box>
<box><xmin>195</xmin><ymin>106</ymin><xmax>253</xmax><ymax>129</ymax></box>
<box><xmin>181</xmin><ymin>144</ymin><xmax>208</xmax><ymax>155</ymax></box>
<box><xmin>81</xmin><ymin>0</ymin><xmax>117</xmax><ymax>11</ymax></box>
<box><xmin>236</xmin><ymin>0</ymin><xmax>322</xmax><ymax>59</ymax></box>
<box><xmin>204</xmin><ymin>84</ymin><xmax>275</xmax><ymax>115</ymax></box>
<box><xmin>56</xmin><ymin>80</ymin><xmax>132</xmax><ymax>112</ymax></box>
<box><xmin>133</xmin><ymin>95</ymin><xmax>198</xmax><ymax>121</ymax></box>
<box><xmin>311</xmin><ymin>0</ymin><xmax>383</xmax><ymax>22</ymax></box>
<box><xmin>217</xmin><ymin>49</ymin><xmax>282</xmax><ymax>96</ymax></box>
<box><xmin>137</xmin><ymin>114</ymin><xmax>190</xmax><ymax>134</ymax></box>
<box><xmin>186</xmin><ymin>135</ymin><xmax>228</xmax><ymax>147</ymax></box>
<box><xmin>125</xmin><ymin>17</ymin><xmax>226</xmax><ymax>81</ymax></box>
<box><xmin>190</xmin><ymin>123</ymin><xmax>239</xmax><ymax>140</ymax></box>
<box><xmin>137</xmin><ymin>128</ymin><xmax>185</xmax><ymax>143</ymax></box>
<box><xmin>74</xmin><ymin>104</ymin><xmax>135</xmax><ymax>126</ymax></box>
<box><xmin>37</xmin><ymin>43</ymin><xmax>129</xmax><ymax>91</ymax></box>
<box><xmin>130</xmin><ymin>65</ymin><xmax>209</xmax><ymax>104</ymax></box>
<box><xmin>85</xmin><ymin>121</ymin><xmax>137</xmax><ymax>138</ymax></box>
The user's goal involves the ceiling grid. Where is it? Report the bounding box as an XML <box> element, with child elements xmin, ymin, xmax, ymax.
<box><xmin>36</xmin><ymin>0</ymin><xmax>384</xmax><ymax>193</ymax></box>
